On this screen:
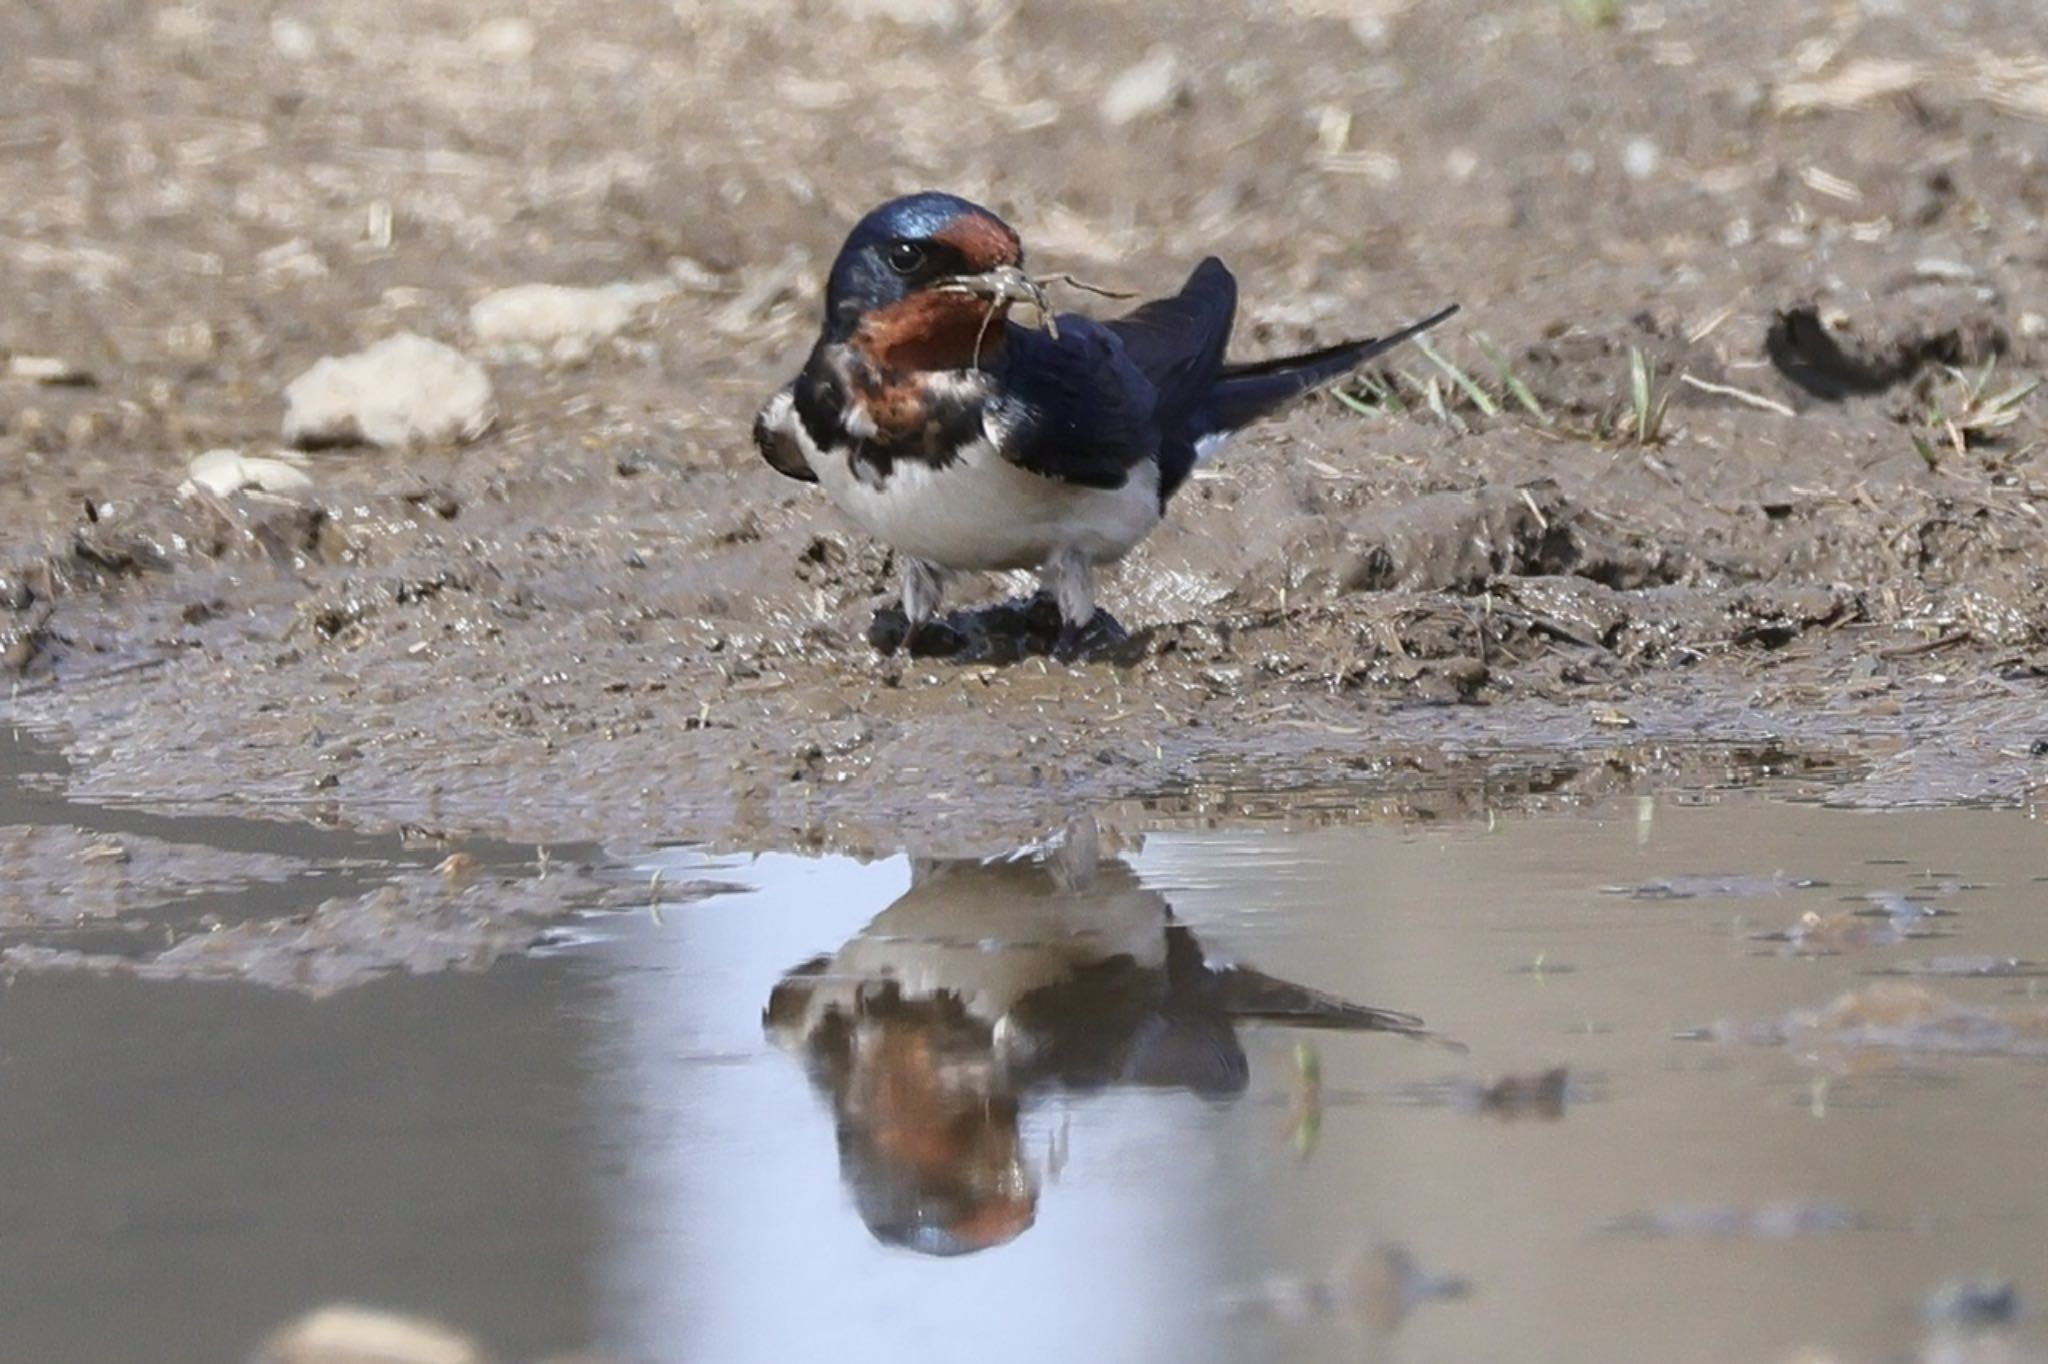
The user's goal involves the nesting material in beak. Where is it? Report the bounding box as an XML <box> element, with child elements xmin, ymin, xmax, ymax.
<box><xmin>937</xmin><ymin>265</ymin><xmax>1060</xmax><ymax>340</ymax></box>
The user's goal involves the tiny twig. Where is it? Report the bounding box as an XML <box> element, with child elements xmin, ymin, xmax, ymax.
<box><xmin>971</xmin><ymin>300</ymin><xmax>1001</xmax><ymax>366</ymax></box>
<box><xmin>1034</xmin><ymin>272</ymin><xmax>1138</xmax><ymax>300</ymax></box>
<box><xmin>1877</xmin><ymin>629</ymin><xmax>1973</xmax><ymax>659</ymax></box>
<box><xmin>1678</xmin><ymin>372</ymin><xmax>1797</xmax><ymax>417</ymax></box>
<box><xmin>939</xmin><ymin>265</ymin><xmax>1062</xmax><ymax>350</ymax></box>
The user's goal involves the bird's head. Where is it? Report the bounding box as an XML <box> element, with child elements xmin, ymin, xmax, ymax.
<box><xmin>822</xmin><ymin>192</ymin><xmax>1046</xmax><ymax>371</ymax></box>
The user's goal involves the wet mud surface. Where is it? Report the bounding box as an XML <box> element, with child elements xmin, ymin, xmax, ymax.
<box><xmin>0</xmin><ymin>724</ymin><xmax>684</xmax><ymax>996</ymax></box>
<box><xmin>2</xmin><ymin>0</ymin><xmax>2047</xmax><ymax>858</ymax></box>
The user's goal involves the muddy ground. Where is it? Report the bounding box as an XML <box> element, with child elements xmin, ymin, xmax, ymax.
<box><xmin>3</xmin><ymin>0</ymin><xmax>2048</xmax><ymax>857</ymax></box>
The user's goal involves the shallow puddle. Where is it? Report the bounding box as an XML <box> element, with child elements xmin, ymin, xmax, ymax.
<box><xmin>3</xmin><ymin>739</ymin><xmax>2046</xmax><ymax>1362</ymax></box>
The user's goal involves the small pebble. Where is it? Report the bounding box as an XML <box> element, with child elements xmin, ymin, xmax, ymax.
<box><xmin>469</xmin><ymin>281</ymin><xmax>670</xmax><ymax>364</ymax></box>
<box><xmin>78</xmin><ymin>839</ymin><xmax>130</xmax><ymax>865</ymax></box>
<box><xmin>252</xmin><ymin>1304</ymin><xmax>486</xmax><ymax>1364</ymax></box>
<box><xmin>1915</xmin><ymin>258</ymin><xmax>1979</xmax><ymax>284</ymax></box>
<box><xmin>269</xmin><ymin>16</ymin><xmax>318</xmax><ymax>60</ymax></box>
<box><xmin>1923</xmin><ymin>1277</ymin><xmax>2019</xmax><ymax>1331</ymax></box>
<box><xmin>179</xmin><ymin>448</ymin><xmax>315</xmax><ymax>499</ymax></box>
<box><xmin>468</xmin><ymin>15</ymin><xmax>536</xmax><ymax>61</ymax></box>
<box><xmin>283</xmin><ymin>333</ymin><xmax>495</xmax><ymax>448</ymax></box>
<box><xmin>1100</xmin><ymin>47</ymin><xmax>1184</xmax><ymax>126</ymax></box>
<box><xmin>5</xmin><ymin>355</ymin><xmax>95</xmax><ymax>386</ymax></box>
<box><xmin>402</xmin><ymin>488</ymin><xmax>461</xmax><ymax>520</ymax></box>
<box><xmin>1622</xmin><ymin>137</ymin><xmax>1662</xmax><ymax>180</ymax></box>
<box><xmin>436</xmin><ymin>852</ymin><xmax>480</xmax><ymax>888</ymax></box>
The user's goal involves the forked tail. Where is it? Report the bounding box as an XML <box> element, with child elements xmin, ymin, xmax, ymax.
<box><xmin>1203</xmin><ymin>302</ymin><xmax>1460</xmax><ymax>435</ymax></box>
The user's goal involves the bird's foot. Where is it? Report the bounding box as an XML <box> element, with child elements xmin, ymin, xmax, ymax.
<box><xmin>867</xmin><ymin>608</ymin><xmax>966</xmax><ymax>658</ymax></box>
<box><xmin>906</xmin><ymin>619</ymin><xmax>967</xmax><ymax>657</ymax></box>
<box><xmin>1052</xmin><ymin>609</ymin><xmax>1130</xmax><ymax>663</ymax></box>
<box><xmin>870</xmin><ymin>599</ymin><xmax>1132</xmax><ymax>663</ymax></box>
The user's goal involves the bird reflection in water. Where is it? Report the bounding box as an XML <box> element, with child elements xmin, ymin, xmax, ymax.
<box><xmin>763</xmin><ymin>822</ymin><xmax>1432</xmax><ymax>1257</ymax></box>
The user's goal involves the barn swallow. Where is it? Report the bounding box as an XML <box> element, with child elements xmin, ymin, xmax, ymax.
<box><xmin>753</xmin><ymin>191</ymin><xmax>1458</xmax><ymax>658</ymax></box>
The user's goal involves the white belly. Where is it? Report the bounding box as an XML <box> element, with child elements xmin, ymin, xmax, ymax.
<box><xmin>808</xmin><ymin>436</ymin><xmax>1162</xmax><ymax>572</ymax></box>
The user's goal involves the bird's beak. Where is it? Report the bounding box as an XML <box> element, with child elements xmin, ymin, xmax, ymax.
<box><xmin>936</xmin><ymin>264</ymin><xmax>1059</xmax><ymax>339</ymax></box>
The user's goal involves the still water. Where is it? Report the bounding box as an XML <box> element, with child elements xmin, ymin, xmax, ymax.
<box><xmin>3</xmin><ymin>744</ymin><xmax>2045</xmax><ymax>1363</ymax></box>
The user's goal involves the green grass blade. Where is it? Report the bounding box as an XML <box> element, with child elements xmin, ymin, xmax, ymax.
<box><xmin>1986</xmin><ymin>377</ymin><xmax>2041</xmax><ymax>416</ymax></box>
<box><xmin>1415</xmin><ymin>336</ymin><xmax>1500</xmax><ymax>416</ymax></box>
<box><xmin>1628</xmin><ymin>346</ymin><xmax>1667</xmax><ymax>442</ymax></box>
<box><xmin>1474</xmin><ymin>333</ymin><xmax>1550</xmax><ymax>423</ymax></box>
<box><xmin>1330</xmin><ymin>388</ymin><xmax>1381</xmax><ymax>418</ymax></box>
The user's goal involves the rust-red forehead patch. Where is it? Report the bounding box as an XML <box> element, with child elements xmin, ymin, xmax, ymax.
<box><xmin>932</xmin><ymin>210</ymin><xmax>1023</xmax><ymax>272</ymax></box>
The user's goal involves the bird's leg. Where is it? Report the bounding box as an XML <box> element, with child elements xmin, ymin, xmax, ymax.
<box><xmin>899</xmin><ymin>555</ymin><xmax>947</xmax><ymax>651</ymax></box>
<box><xmin>1043</xmin><ymin>548</ymin><xmax>1125</xmax><ymax>661</ymax></box>
<box><xmin>1043</xmin><ymin>547</ymin><xmax>1095</xmax><ymax>633</ymax></box>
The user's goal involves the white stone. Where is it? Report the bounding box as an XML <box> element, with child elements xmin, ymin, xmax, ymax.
<box><xmin>1622</xmin><ymin>137</ymin><xmax>1661</xmax><ymax>180</ymax></box>
<box><xmin>1100</xmin><ymin>48</ymin><xmax>1184</xmax><ymax>126</ymax></box>
<box><xmin>252</xmin><ymin>1304</ymin><xmax>484</xmax><ymax>1364</ymax></box>
<box><xmin>4</xmin><ymin>355</ymin><xmax>92</xmax><ymax>385</ymax></box>
<box><xmin>468</xmin><ymin>281</ymin><xmax>672</xmax><ymax>364</ymax></box>
<box><xmin>179</xmin><ymin>448</ymin><xmax>314</xmax><ymax>500</ymax></box>
<box><xmin>468</xmin><ymin>16</ymin><xmax>537</xmax><ymax>62</ymax></box>
<box><xmin>282</xmin><ymin>333</ymin><xmax>494</xmax><ymax>448</ymax></box>
<box><xmin>1913</xmin><ymin>257</ymin><xmax>1978</xmax><ymax>284</ymax></box>
<box><xmin>270</xmin><ymin>16</ymin><xmax>319</xmax><ymax>61</ymax></box>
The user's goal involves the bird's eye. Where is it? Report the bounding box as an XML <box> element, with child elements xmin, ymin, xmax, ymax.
<box><xmin>884</xmin><ymin>240</ymin><xmax>928</xmax><ymax>275</ymax></box>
